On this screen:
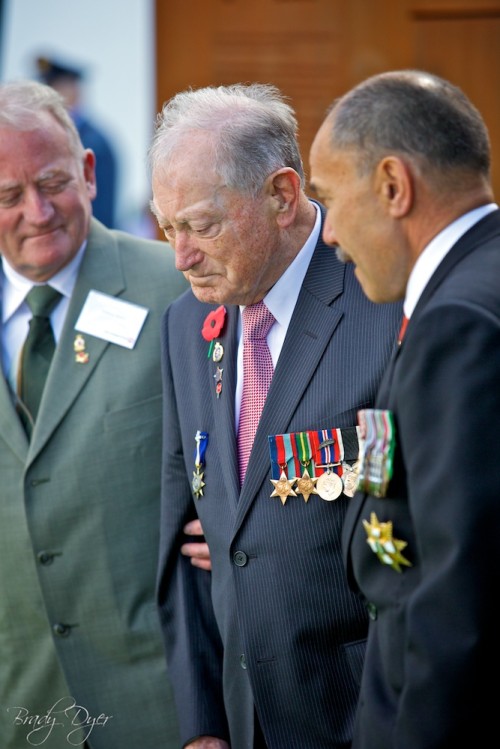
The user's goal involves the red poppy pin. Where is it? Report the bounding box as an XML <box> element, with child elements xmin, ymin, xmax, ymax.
<box><xmin>202</xmin><ymin>305</ymin><xmax>226</xmax><ymax>358</ymax></box>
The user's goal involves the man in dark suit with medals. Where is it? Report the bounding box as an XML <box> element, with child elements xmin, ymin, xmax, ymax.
<box><xmin>310</xmin><ymin>69</ymin><xmax>500</xmax><ymax>749</ymax></box>
<box><xmin>150</xmin><ymin>82</ymin><xmax>402</xmax><ymax>749</ymax></box>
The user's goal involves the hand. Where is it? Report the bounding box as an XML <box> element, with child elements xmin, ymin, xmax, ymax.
<box><xmin>185</xmin><ymin>737</ymin><xmax>229</xmax><ymax>748</ymax></box>
<box><xmin>181</xmin><ymin>518</ymin><xmax>212</xmax><ymax>571</ymax></box>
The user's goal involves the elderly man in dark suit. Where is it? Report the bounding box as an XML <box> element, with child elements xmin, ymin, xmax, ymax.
<box><xmin>0</xmin><ymin>80</ymin><xmax>187</xmax><ymax>748</ymax></box>
<box><xmin>150</xmin><ymin>82</ymin><xmax>402</xmax><ymax>749</ymax></box>
<box><xmin>310</xmin><ymin>69</ymin><xmax>500</xmax><ymax>749</ymax></box>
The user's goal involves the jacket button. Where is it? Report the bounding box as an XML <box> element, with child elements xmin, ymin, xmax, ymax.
<box><xmin>233</xmin><ymin>551</ymin><xmax>248</xmax><ymax>567</ymax></box>
<box><xmin>240</xmin><ymin>654</ymin><xmax>247</xmax><ymax>670</ymax></box>
<box><xmin>37</xmin><ymin>551</ymin><xmax>55</xmax><ymax>565</ymax></box>
<box><xmin>53</xmin><ymin>623</ymin><xmax>72</xmax><ymax>638</ymax></box>
<box><xmin>366</xmin><ymin>602</ymin><xmax>378</xmax><ymax>621</ymax></box>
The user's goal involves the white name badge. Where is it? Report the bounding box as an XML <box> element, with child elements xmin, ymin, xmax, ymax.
<box><xmin>75</xmin><ymin>290</ymin><xmax>149</xmax><ymax>349</ymax></box>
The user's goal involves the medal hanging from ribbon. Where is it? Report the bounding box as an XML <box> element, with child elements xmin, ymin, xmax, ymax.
<box><xmin>192</xmin><ymin>430</ymin><xmax>208</xmax><ymax>498</ymax></box>
<box><xmin>269</xmin><ymin>427</ymin><xmax>362</xmax><ymax>504</ymax></box>
<box><xmin>292</xmin><ymin>430</ymin><xmax>319</xmax><ymax>502</ymax></box>
<box><xmin>314</xmin><ymin>429</ymin><xmax>344</xmax><ymax>501</ymax></box>
<box><xmin>357</xmin><ymin>409</ymin><xmax>396</xmax><ymax>498</ymax></box>
<box><xmin>268</xmin><ymin>433</ymin><xmax>297</xmax><ymax>504</ymax></box>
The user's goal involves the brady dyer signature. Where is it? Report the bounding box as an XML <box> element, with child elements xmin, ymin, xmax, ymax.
<box><xmin>7</xmin><ymin>696</ymin><xmax>112</xmax><ymax>746</ymax></box>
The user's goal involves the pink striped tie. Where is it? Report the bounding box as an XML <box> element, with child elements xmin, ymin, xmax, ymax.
<box><xmin>237</xmin><ymin>301</ymin><xmax>275</xmax><ymax>484</ymax></box>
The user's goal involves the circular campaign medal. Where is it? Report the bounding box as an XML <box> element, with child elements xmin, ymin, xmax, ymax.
<box><xmin>316</xmin><ymin>469</ymin><xmax>343</xmax><ymax>501</ymax></box>
<box><xmin>341</xmin><ymin>460</ymin><xmax>361</xmax><ymax>497</ymax></box>
<box><xmin>315</xmin><ymin>433</ymin><xmax>343</xmax><ymax>501</ymax></box>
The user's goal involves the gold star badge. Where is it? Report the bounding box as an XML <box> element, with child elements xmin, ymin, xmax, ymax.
<box><xmin>362</xmin><ymin>512</ymin><xmax>412</xmax><ymax>572</ymax></box>
<box><xmin>270</xmin><ymin>470</ymin><xmax>297</xmax><ymax>505</ymax></box>
<box><xmin>294</xmin><ymin>467</ymin><xmax>319</xmax><ymax>502</ymax></box>
<box><xmin>192</xmin><ymin>468</ymin><xmax>206</xmax><ymax>499</ymax></box>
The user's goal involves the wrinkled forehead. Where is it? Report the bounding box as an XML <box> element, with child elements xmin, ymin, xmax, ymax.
<box><xmin>151</xmin><ymin>168</ymin><xmax>228</xmax><ymax>227</ymax></box>
<box><xmin>0</xmin><ymin>123</ymin><xmax>77</xmax><ymax>178</ymax></box>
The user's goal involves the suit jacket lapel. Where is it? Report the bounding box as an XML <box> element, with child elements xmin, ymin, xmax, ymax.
<box><xmin>235</xmin><ymin>238</ymin><xmax>346</xmax><ymax>527</ymax></box>
<box><xmin>208</xmin><ymin>306</ymin><xmax>241</xmax><ymax>507</ymax></box>
<box><xmin>413</xmin><ymin>210</ymin><xmax>500</xmax><ymax>325</ymax></box>
<box><xmin>28</xmin><ymin>220</ymin><xmax>125</xmax><ymax>460</ymax></box>
<box><xmin>0</xmin><ymin>373</ymin><xmax>28</xmax><ymax>460</ymax></box>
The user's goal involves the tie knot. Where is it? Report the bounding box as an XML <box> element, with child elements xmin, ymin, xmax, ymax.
<box><xmin>242</xmin><ymin>301</ymin><xmax>275</xmax><ymax>341</ymax></box>
<box><xmin>25</xmin><ymin>286</ymin><xmax>62</xmax><ymax>317</ymax></box>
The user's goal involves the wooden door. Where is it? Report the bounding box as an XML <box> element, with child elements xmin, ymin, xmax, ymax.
<box><xmin>155</xmin><ymin>0</ymin><xmax>500</xmax><ymax>197</ymax></box>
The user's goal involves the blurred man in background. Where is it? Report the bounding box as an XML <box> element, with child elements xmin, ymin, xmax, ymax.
<box><xmin>36</xmin><ymin>53</ymin><xmax>119</xmax><ymax>229</ymax></box>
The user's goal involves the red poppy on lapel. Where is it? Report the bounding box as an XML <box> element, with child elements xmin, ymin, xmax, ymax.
<box><xmin>201</xmin><ymin>305</ymin><xmax>226</xmax><ymax>341</ymax></box>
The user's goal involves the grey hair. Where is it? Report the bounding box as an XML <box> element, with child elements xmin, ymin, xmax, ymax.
<box><xmin>0</xmin><ymin>79</ymin><xmax>83</xmax><ymax>158</ymax></box>
<box><xmin>326</xmin><ymin>70</ymin><xmax>490</xmax><ymax>178</ymax></box>
<box><xmin>149</xmin><ymin>83</ymin><xmax>304</xmax><ymax>196</ymax></box>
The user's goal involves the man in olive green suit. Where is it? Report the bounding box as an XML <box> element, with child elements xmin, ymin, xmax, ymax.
<box><xmin>0</xmin><ymin>80</ymin><xmax>187</xmax><ymax>748</ymax></box>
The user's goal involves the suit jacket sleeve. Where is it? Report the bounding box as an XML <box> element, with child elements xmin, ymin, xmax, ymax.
<box><xmin>157</xmin><ymin>302</ymin><xmax>230</xmax><ymax>745</ymax></box>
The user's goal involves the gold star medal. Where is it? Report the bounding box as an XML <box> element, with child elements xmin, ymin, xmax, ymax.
<box><xmin>291</xmin><ymin>432</ymin><xmax>319</xmax><ymax>502</ymax></box>
<box><xmin>270</xmin><ymin>469</ymin><xmax>297</xmax><ymax>505</ymax></box>
<box><xmin>294</xmin><ymin>466</ymin><xmax>319</xmax><ymax>502</ymax></box>
<box><xmin>362</xmin><ymin>512</ymin><xmax>412</xmax><ymax>572</ymax></box>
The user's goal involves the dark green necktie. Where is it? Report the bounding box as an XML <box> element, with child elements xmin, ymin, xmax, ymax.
<box><xmin>18</xmin><ymin>285</ymin><xmax>62</xmax><ymax>437</ymax></box>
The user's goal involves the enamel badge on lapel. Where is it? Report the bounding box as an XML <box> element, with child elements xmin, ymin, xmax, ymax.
<box><xmin>73</xmin><ymin>334</ymin><xmax>89</xmax><ymax>363</ymax></box>
<box><xmin>214</xmin><ymin>366</ymin><xmax>223</xmax><ymax>398</ymax></box>
<box><xmin>192</xmin><ymin>430</ymin><xmax>208</xmax><ymax>498</ymax></box>
<box><xmin>201</xmin><ymin>306</ymin><xmax>227</xmax><ymax>399</ymax></box>
<box><xmin>363</xmin><ymin>512</ymin><xmax>412</xmax><ymax>572</ymax></box>
<box><xmin>212</xmin><ymin>341</ymin><xmax>224</xmax><ymax>363</ymax></box>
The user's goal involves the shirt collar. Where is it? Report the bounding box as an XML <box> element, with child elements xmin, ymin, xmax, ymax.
<box><xmin>404</xmin><ymin>203</ymin><xmax>498</xmax><ymax>318</ymax></box>
<box><xmin>2</xmin><ymin>240</ymin><xmax>87</xmax><ymax>323</ymax></box>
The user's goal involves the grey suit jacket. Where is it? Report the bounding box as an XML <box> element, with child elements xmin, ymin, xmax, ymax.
<box><xmin>0</xmin><ymin>219</ymin><xmax>187</xmax><ymax>749</ymax></box>
<box><xmin>158</xmin><ymin>211</ymin><xmax>403</xmax><ymax>749</ymax></box>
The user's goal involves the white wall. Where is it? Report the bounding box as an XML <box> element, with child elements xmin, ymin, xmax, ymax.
<box><xmin>1</xmin><ymin>0</ymin><xmax>156</xmax><ymax>232</ymax></box>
